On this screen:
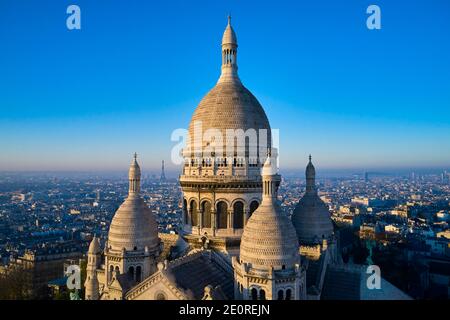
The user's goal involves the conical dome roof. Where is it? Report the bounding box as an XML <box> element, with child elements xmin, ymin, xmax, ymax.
<box><xmin>240</xmin><ymin>156</ymin><xmax>299</xmax><ymax>268</ymax></box>
<box><xmin>108</xmin><ymin>155</ymin><xmax>159</xmax><ymax>252</ymax></box>
<box><xmin>88</xmin><ymin>236</ymin><xmax>101</xmax><ymax>254</ymax></box>
<box><xmin>292</xmin><ymin>156</ymin><xmax>334</xmax><ymax>245</ymax></box>
<box><xmin>222</xmin><ymin>15</ymin><xmax>237</xmax><ymax>45</ymax></box>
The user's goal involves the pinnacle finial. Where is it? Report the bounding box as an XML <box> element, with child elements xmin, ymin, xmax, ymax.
<box><xmin>228</xmin><ymin>14</ymin><xmax>231</xmax><ymax>25</ymax></box>
<box><xmin>267</xmin><ymin>148</ymin><xmax>272</xmax><ymax>158</ymax></box>
<box><xmin>309</xmin><ymin>154</ymin><xmax>312</xmax><ymax>162</ymax></box>
<box><xmin>133</xmin><ymin>152</ymin><xmax>138</xmax><ymax>161</ymax></box>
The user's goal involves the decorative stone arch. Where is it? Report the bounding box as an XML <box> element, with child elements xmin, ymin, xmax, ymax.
<box><xmin>214</xmin><ymin>198</ymin><xmax>231</xmax><ymax>207</ymax></box>
<box><xmin>230</xmin><ymin>198</ymin><xmax>247</xmax><ymax>208</ymax></box>
<box><xmin>215</xmin><ymin>200</ymin><xmax>229</xmax><ymax>229</ymax></box>
<box><xmin>200</xmin><ymin>199</ymin><xmax>212</xmax><ymax>228</ymax></box>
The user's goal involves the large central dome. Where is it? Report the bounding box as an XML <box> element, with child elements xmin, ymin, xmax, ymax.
<box><xmin>186</xmin><ymin>16</ymin><xmax>271</xmax><ymax>156</ymax></box>
<box><xmin>180</xmin><ymin>17</ymin><xmax>275</xmax><ymax>254</ymax></box>
<box><xmin>188</xmin><ymin>82</ymin><xmax>271</xmax><ymax>151</ymax></box>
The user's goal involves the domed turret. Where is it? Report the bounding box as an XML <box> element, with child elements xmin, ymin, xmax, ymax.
<box><xmin>292</xmin><ymin>156</ymin><xmax>334</xmax><ymax>245</ymax></box>
<box><xmin>85</xmin><ymin>236</ymin><xmax>101</xmax><ymax>300</ymax></box>
<box><xmin>222</xmin><ymin>15</ymin><xmax>237</xmax><ymax>45</ymax></box>
<box><xmin>108</xmin><ymin>154</ymin><xmax>159</xmax><ymax>252</ymax></box>
<box><xmin>240</xmin><ymin>154</ymin><xmax>299</xmax><ymax>269</ymax></box>
<box><xmin>88</xmin><ymin>236</ymin><xmax>101</xmax><ymax>254</ymax></box>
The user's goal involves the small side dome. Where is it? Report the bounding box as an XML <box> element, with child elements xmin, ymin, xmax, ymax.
<box><xmin>292</xmin><ymin>156</ymin><xmax>334</xmax><ymax>245</ymax></box>
<box><xmin>240</xmin><ymin>154</ymin><xmax>299</xmax><ymax>269</ymax></box>
<box><xmin>292</xmin><ymin>193</ymin><xmax>334</xmax><ymax>245</ymax></box>
<box><xmin>108</xmin><ymin>154</ymin><xmax>160</xmax><ymax>252</ymax></box>
<box><xmin>88</xmin><ymin>236</ymin><xmax>101</xmax><ymax>254</ymax></box>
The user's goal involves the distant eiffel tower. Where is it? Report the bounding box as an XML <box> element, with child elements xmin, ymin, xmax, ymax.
<box><xmin>160</xmin><ymin>160</ymin><xmax>166</xmax><ymax>182</ymax></box>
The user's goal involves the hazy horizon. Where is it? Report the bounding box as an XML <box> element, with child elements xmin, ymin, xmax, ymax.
<box><xmin>1</xmin><ymin>0</ymin><xmax>449</xmax><ymax>171</ymax></box>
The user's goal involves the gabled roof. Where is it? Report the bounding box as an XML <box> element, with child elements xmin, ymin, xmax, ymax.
<box><xmin>125</xmin><ymin>250</ymin><xmax>234</xmax><ymax>300</ymax></box>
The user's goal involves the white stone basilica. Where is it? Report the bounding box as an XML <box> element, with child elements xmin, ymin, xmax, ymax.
<box><xmin>84</xmin><ymin>17</ymin><xmax>410</xmax><ymax>300</ymax></box>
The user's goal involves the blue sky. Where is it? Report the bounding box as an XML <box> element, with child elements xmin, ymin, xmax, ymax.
<box><xmin>1</xmin><ymin>0</ymin><xmax>449</xmax><ymax>173</ymax></box>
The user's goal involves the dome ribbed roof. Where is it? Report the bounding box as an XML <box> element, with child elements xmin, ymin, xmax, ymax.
<box><xmin>188</xmin><ymin>82</ymin><xmax>271</xmax><ymax>153</ymax></box>
<box><xmin>292</xmin><ymin>193</ymin><xmax>334</xmax><ymax>245</ymax></box>
<box><xmin>240</xmin><ymin>202</ymin><xmax>299</xmax><ymax>268</ymax></box>
<box><xmin>108</xmin><ymin>196</ymin><xmax>159</xmax><ymax>252</ymax></box>
<box><xmin>108</xmin><ymin>155</ymin><xmax>159</xmax><ymax>252</ymax></box>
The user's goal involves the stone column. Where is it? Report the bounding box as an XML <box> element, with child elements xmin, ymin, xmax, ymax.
<box><xmin>211</xmin><ymin>209</ymin><xmax>216</xmax><ymax>237</ymax></box>
<box><xmin>198</xmin><ymin>208</ymin><xmax>203</xmax><ymax>235</ymax></box>
<box><xmin>228</xmin><ymin>209</ymin><xmax>234</xmax><ymax>231</ymax></box>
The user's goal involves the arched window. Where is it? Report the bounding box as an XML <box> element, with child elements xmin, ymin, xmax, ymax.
<box><xmin>233</xmin><ymin>201</ymin><xmax>244</xmax><ymax>229</ymax></box>
<box><xmin>114</xmin><ymin>266</ymin><xmax>120</xmax><ymax>274</ymax></box>
<box><xmin>216</xmin><ymin>201</ymin><xmax>228</xmax><ymax>229</ymax></box>
<box><xmin>136</xmin><ymin>266</ymin><xmax>142</xmax><ymax>282</ymax></box>
<box><xmin>259</xmin><ymin>289</ymin><xmax>266</xmax><ymax>300</ymax></box>
<box><xmin>190</xmin><ymin>200</ymin><xmax>198</xmax><ymax>226</ymax></box>
<box><xmin>277</xmin><ymin>290</ymin><xmax>284</xmax><ymax>300</ymax></box>
<box><xmin>286</xmin><ymin>289</ymin><xmax>292</xmax><ymax>300</ymax></box>
<box><xmin>183</xmin><ymin>199</ymin><xmax>188</xmax><ymax>224</ymax></box>
<box><xmin>109</xmin><ymin>265</ymin><xmax>114</xmax><ymax>279</ymax></box>
<box><xmin>251</xmin><ymin>288</ymin><xmax>258</xmax><ymax>300</ymax></box>
<box><xmin>202</xmin><ymin>201</ymin><xmax>211</xmax><ymax>228</ymax></box>
<box><xmin>250</xmin><ymin>201</ymin><xmax>259</xmax><ymax>218</ymax></box>
<box><xmin>128</xmin><ymin>266</ymin><xmax>134</xmax><ymax>279</ymax></box>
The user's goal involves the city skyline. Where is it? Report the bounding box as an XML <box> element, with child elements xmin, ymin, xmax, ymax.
<box><xmin>1</xmin><ymin>3</ymin><xmax>449</xmax><ymax>302</ymax></box>
<box><xmin>1</xmin><ymin>0</ymin><xmax>450</xmax><ymax>171</ymax></box>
